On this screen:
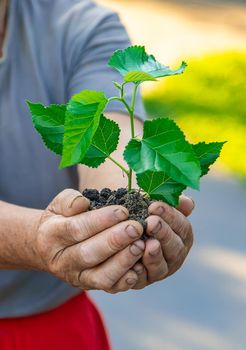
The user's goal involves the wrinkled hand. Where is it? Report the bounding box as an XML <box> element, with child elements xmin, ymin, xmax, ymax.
<box><xmin>33</xmin><ymin>189</ymin><xmax>145</xmax><ymax>293</ymax></box>
<box><xmin>132</xmin><ymin>196</ymin><xmax>194</xmax><ymax>289</ymax></box>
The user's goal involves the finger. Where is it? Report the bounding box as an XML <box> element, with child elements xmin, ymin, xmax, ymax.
<box><xmin>146</xmin><ymin>215</ymin><xmax>187</xmax><ymax>264</ymax></box>
<box><xmin>177</xmin><ymin>195</ymin><xmax>195</xmax><ymax>217</ymax></box>
<box><xmin>109</xmin><ymin>270</ymin><xmax>139</xmax><ymax>293</ymax></box>
<box><xmin>47</xmin><ymin>189</ymin><xmax>90</xmax><ymax>217</ymax></box>
<box><xmin>67</xmin><ymin>220</ymin><xmax>143</xmax><ymax>269</ymax></box>
<box><xmin>142</xmin><ymin>239</ymin><xmax>169</xmax><ymax>284</ymax></box>
<box><xmin>132</xmin><ymin>263</ymin><xmax>148</xmax><ymax>290</ymax></box>
<box><xmin>54</xmin><ymin>205</ymin><xmax>129</xmax><ymax>245</ymax></box>
<box><xmin>78</xmin><ymin>240</ymin><xmax>145</xmax><ymax>291</ymax></box>
<box><xmin>148</xmin><ymin>203</ymin><xmax>193</xmax><ymax>245</ymax></box>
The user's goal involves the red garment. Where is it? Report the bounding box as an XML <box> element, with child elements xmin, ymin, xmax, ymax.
<box><xmin>0</xmin><ymin>293</ymin><xmax>111</xmax><ymax>350</ymax></box>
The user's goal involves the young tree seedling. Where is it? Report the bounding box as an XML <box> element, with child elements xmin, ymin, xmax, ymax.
<box><xmin>27</xmin><ymin>46</ymin><xmax>225</xmax><ymax>207</ymax></box>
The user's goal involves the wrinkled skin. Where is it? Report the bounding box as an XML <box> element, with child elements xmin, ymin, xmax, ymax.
<box><xmin>34</xmin><ymin>189</ymin><xmax>194</xmax><ymax>293</ymax></box>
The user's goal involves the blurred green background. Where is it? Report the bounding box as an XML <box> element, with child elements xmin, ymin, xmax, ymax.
<box><xmin>144</xmin><ymin>51</ymin><xmax>246</xmax><ymax>178</ymax></box>
<box><xmin>98</xmin><ymin>0</ymin><xmax>246</xmax><ymax>180</ymax></box>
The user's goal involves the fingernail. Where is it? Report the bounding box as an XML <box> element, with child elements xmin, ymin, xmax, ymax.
<box><xmin>189</xmin><ymin>197</ymin><xmax>195</xmax><ymax>210</ymax></box>
<box><xmin>68</xmin><ymin>195</ymin><xmax>84</xmax><ymax>208</ymax></box>
<box><xmin>156</xmin><ymin>206</ymin><xmax>164</xmax><ymax>216</ymax></box>
<box><xmin>114</xmin><ymin>208</ymin><xmax>128</xmax><ymax>221</ymax></box>
<box><xmin>125</xmin><ymin>224</ymin><xmax>139</xmax><ymax>238</ymax></box>
<box><xmin>151</xmin><ymin>220</ymin><xmax>162</xmax><ymax>235</ymax></box>
<box><xmin>130</xmin><ymin>240</ymin><xmax>145</xmax><ymax>256</ymax></box>
<box><xmin>149</xmin><ymin>241</ymin><xmax>161</xmax><ymax>256</ymax></box>
<box><xmin>126</xmin><ymin>278</ymin><xmax>137</xmax><ymax>285</ymax></box>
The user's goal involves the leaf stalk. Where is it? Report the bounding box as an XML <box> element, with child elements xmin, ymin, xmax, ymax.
<box><xmin>109</xmin><ymin>82</ymin><xmax>140</xmax><ymax>192</ymax></box>
<box><xmin>107</xmin><ymin>155</ymin><xmax>129</xmax><ymax>176</ymax></box>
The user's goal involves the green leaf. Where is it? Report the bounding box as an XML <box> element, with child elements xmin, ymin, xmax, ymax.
<box><xmin>81</xmin><ymin>115</ymin><xmax>120</xmax><ymax>168</ymax></box>
<box><xmin>108</xmin><ymin>46</ymin><xmax>187</xmax><ymax>83</ymax></box>
<box><xmin>193</xmin><ymin>141</ymin><xmax>226</xmax><ymax>176</ymax></box>
<box><xmin>60</xmin><ymin>90</ymin><xmax>108</xmax><ymax>168</ymax></box>
<box><xmin>124</xmin><ymin>71</ymin><xmax>157</xmax><ymax>83</ymax></box>
<box><xmin>124</xmin><ymin>118</ymin><xmax>201</xmax><ymax>189</ymax></box>
<box><xmin>26</xmin><ymin>101</ymin><xmax>66</xmax><ymax>155</ymax></box>
<box><xmin>137</xmin><ymin>171</ymin><xmax>186</xmax><ymax>207</ymax></box>
<box><xmin>136</xmin><ymin>142</ymin><xmax>226</xmax><ymax>207</ymax></box>
<box><xmin>113</xmin><ymin>81</ymin><xmax>122</xmax><ymax>90</ymax></box>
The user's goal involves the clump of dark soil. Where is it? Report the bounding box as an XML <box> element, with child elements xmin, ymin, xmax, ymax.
<box><xmin>82</xmin><ymin>188</ymin><xmax>151</xmax><ymax>230</ymax></box>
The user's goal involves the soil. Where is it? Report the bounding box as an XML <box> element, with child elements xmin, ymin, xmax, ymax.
<box><xmin>82</xmin><ymin>188</ymin><xmax>151</xmax><ymax>237</ymax></box>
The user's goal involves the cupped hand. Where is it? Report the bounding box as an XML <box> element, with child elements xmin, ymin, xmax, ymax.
<box><xmin>33</xmin><ymin>189</ymin><xmax>145</xmax><ymax>293</ymax></box>
<box><xmin>132</xmin><ymin>196</ymin><xmax>194</xmax><ymax>289</ymax></box>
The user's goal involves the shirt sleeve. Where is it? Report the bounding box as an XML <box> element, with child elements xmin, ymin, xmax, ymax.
<box><xmin>65</xmin><ymin>3</ymin><xmax>145</xmax><ymax>120</ymax></box>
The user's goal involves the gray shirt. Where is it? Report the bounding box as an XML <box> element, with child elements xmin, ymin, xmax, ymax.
<box><xmin>0</xmin><ymin>0</ymin><xmax>144</xmax><ymax>317</ymax></box>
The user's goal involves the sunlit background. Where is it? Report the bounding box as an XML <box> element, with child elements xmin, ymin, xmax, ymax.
<box><xmin>92</xmin><ymin>1</ymin><xmax>246</xmax><ymax>349</ymax></box>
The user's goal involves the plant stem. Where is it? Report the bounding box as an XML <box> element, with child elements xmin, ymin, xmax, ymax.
<box><xmin>108</xmin><ymin>155</ymin><xmax>129</xmax><ymax>176</ymax></box>
<box><xmin>108</xmin><ymin>96</ymin><xmax>121</xmax><ymax>103</ymax></box>
<box><xmin>129</xmin><ymin>83</ymin><xmax>139</xmax><ymax>138</ymax></box>
<box><xmin>127</xmin><ymin>83</ymin><xmax>139</xmax><ymax>191</ymax></box>
<box><xmin>108</xmin><ymin>82</ymin><xmax>140</xmax><ymax>192</ymax></box>
<box><xmin>108</xmin><ymin>96</ymin><xmax>132</xmax><ymax>116</ymax></box>
<box><xmin>120</xmin><ymin>82</ymin><xmax>127</xmax><ymax>99</ymax></box>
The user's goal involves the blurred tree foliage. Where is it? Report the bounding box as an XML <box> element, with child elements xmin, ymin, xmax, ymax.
<box><xmin>144</xmin><ymin>51</ymin><xmax>246</xmax><ymax>178</ymax></box>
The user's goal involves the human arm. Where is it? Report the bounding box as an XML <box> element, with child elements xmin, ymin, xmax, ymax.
<box><xmin>0</xmin><ymin>200</ymin><xmax>42</xmax><ymax>269</ymax></box>
<box><xmin>0</xmin><ymin>191</ymin><xmax>147</xmax><ymax>292</ymax></box>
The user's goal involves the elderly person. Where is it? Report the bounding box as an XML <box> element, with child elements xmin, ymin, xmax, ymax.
<box><xmin>0</xmin><ymin>0</ymin><xmax>194</xmax><ymax>349</ymax></box>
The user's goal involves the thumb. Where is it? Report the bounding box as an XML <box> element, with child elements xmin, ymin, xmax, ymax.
<box><xmin>47</xmin><ymin>189</ymin><xmax>90</xmax><ymax>217</ymax></box>
<box><xmin>177</xmin><ymin>195</ymin><xmax>195</xmax><ymax>217</ymax></box>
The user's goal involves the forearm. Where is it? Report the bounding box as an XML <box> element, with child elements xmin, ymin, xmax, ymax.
<box><xmin>0</xmin><ymin>200</ymin><xmax>42</xmax><ymax>269</ymax></box>
<box><xmin>78</xmin><ymin>112</ymin><xmax>143</xmax><ymax>190</ymax></box>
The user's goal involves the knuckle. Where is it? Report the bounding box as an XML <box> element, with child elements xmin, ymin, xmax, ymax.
<box><xmin>63</xmin><ymin>270</ymin><xmax>78</xmax><ymax>287</ymax></box>
<box><xmin>181</xmin><ymin>220</ymin><xmax>193</xmax><ymax>241</ymax></box>
<box><xmin>175</xmin><ymin>218</ymin><xmax>186</xmax><ymax>234</ymax></box>
<box><xmin>65</xmin><ymin>218</ymin><xmax>76</xmax><ymax>236</ymax></box>
<box><xmin>103</xmin><ymin>272</ymin><xmax>116</xmax><ymax>290</ymax></box>
<box><xmin>80</xmin><ymin>270</ymin><xmax>100</xmax><ymax>290</ymax></box>
<box><xmin>107</xmin><ymin>229</ymin><xmax>124</xmax><ymax>252</ymax></box>
<box><xmin>165</xmin><ymin>205</ymin><xmax>176</xmax><ymax>224</ymax></box>
<box><xmin>65</xmin><ymin>218</ymin><xmax>81</xmax><ymax>241</ymax></box>
<box><xmin>80</xmin><ymin>213</ymin><xmax>101</xmax><ymax>237</ymax></box>
<box><xmin>169</xmin><ymin>242</ymin><xmax>184</xmax><ymax>262</ymax></box>
<box><xmin>79</xmin><ymin>245</ymin><xmax>95</xmax><ymax>268</ymax></box>
<box><xmin>75</xmin><ymin>270</ymin><xmax>90</xmax><ymax>290</ymax></box>
<box><xmin>167</xmin><ymin>208</ymin><xmax>187</xmax><ymax>236</ymax></box>
<box><xmin>120</xmin><ymin>253</ymin><xmax>135</xmax><ymax>270</ymax></box>
<box><xmin>123</xmin><ymin>260</ymin><xmax>134</xmax><ymax>271</ymax></box>
<box><xmin>80</xmin><ymin>269</ymin><xmax>116</xmax><ymax>291</ymax></box>
<box><xmin>146</xmin><ymin>254</ymin><xmax>161</xmax><ymax>267</ymax></box>
<box><xmin>156</xmin><ymin>222</ymin><xmax>173</xmax><ymax>244</ymax></box>
<box><xmin>148</xmin><ymin>263</ymin><xmax>168</xmax><ymax>283</ymax></box>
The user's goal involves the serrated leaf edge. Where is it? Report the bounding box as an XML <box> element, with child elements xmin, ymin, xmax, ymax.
<box><xmin>81</xmin><ymin>116</ymin><xmax>120</xmax><ymax>168</ymax></box>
